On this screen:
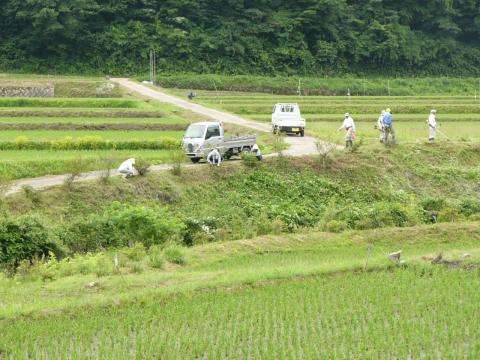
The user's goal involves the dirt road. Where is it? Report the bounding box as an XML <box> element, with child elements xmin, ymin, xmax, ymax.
<box><xmin>4</xmin><ymin>80</ymin><xmax>329</xmax><ymax>196</ymax></box>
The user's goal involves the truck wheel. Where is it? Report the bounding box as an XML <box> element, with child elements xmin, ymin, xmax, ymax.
<box><xmin>256</xmin><ymin>155</ymin><xmax>263</xmax><ymax>161</ymax></box>
<box><xmin>300</xmin><ymin>129</ymin><xmax>305</xmax><ymax>137</ymax></box>
<box><xmin>223</xmin><ymin>150</ymin><xmax>232</xmax><ymax>160</ymax></box>
<box><xmin>190</xmin><ymin>157</ymin><xmax>201</xmax><ymax>163</ymax></box>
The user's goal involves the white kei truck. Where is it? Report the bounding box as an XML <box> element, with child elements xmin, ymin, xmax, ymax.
<box><xmin>182</xmin><ymin>121</ymin><xmax>261</xmax><ymax>163</ymax></box>
<box><xmin>271</xmin><ymin>103</ymin><xmax>306</xmax><ymax>137</ymax></box>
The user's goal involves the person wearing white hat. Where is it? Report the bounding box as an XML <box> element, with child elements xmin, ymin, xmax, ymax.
<box><xmin>382</xmin><ymin>108</ymin><xmax>396</xmax><ymax>145</ymax></box>
<box><xmin>338</xmin><ymin>112</ymin><xmax>356</xmax><ymax>148</ymax></box>
<box><xmin>118</xmin><ymin>158</ymin><xmax>136</xmax><ymax>178</ymax></box>
<box><xmin>427</xmin><ymin>109</ymin><xmax>437</xmax><ymax>141</ymax></box>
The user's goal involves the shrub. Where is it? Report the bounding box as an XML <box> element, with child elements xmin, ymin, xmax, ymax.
<box><xmin>60</xmin><ymin>203</ymin><xmax>185</xmax><ymax>253</ymax></box>
<box><xmin>183</xmin><ymin>217</ymin><xmax>217</xmax><ymax>246</ymax></box>
<box><xmin>323</xmin><ymin>220</ymin><xmax>347</xmax><ymax>233</ymax></box>
<box><xmin>95</xmin><ymin>257</ymin><xmax>114</xmax><ymax>277</ymax></box>
<box><xmin>459</xmin><ymin>198</ymin><xmax>480</xmax><ymax>217</ymax></box>
<box><xmin>148</xmin><ymin>246</ymin><xmax>164</xmax><ymax>269</ymax></box>
<box><xmin>123</xmin><ymin>243</ymin><xmax>147</xmax><ymax>261</ymax></box>
<box><xmin>22</xmin><ymin>185</ymin><xmax>41</xmax><ymax>207</ymax></box>
<box><xmin>421</xmin><ymin>197</ymin><xmax>447</xmax><ymax>211</ymax></box>
<box><xmin>134</xmin><ymin>158</ymin><xmax>151</xmax><ymax>176</ymax></box>
<box><xmin>438</xmin><ymin>207</ymin><xmax>464</xmax><ymax>222</ymax></box>
<box><xmin>164</xmin><ymin>247</ymin><xmax>186</xmax><ymax>265</ymax></box>
<box><xmin>171</xmin><ymin>151</ymin><xmax>186</xmax><ymax>176</ymax></box>
<box><xmin>241</xmin><ymin>151</ymin><xmax>260</xmax><ymax>168</ymax></box>
<box><xmin>0</xmin><ymin>216</ymin><xmax>62</xmax><ymax>272</ymax></box>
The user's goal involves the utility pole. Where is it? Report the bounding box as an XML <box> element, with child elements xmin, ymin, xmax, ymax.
<box><xmin>149</xmin><ymin>50</ymin><xmax>156</xmax><ymax>84</ymax></box>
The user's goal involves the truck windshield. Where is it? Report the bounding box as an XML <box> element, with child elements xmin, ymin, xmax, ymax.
<box><xmin>184</xmin><ymin>124</ymin><xmax>206</xmax><ymax>138</ymax></box>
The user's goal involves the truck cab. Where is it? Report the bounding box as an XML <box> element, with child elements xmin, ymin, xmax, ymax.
<box><xmin>271</xmin><ymin>103</ymin><xmax>305</xmax><ymax>137</ymax></box>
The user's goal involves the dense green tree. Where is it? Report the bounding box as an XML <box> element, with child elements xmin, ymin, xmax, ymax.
<box><xmin>0</xmin><ymin>0</ymin><xmax>478</xmax><ymax>75</ymax></box>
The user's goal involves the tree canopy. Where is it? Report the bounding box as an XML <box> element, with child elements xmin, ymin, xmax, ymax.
<box><xmin>0</xmin><ymin>0</ymin><xmax>479</xmax><ymax>75</ymax></box>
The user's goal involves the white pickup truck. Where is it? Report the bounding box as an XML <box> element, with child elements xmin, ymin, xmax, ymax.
<box><xmin>182</xmin><ymin>121</ymin><xmax>259</xmax><ymax>163</ymax></box>
<box><xmin>271</xmin><ymin>103</ymin><xmax>306</xmax><ymax>137</ymax></box>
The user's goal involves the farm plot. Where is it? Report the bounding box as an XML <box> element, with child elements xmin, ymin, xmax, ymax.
<box><xmin>2</xmin><ymin>266</ymin><xmax>480</xmax><ymax>359</ymax></box>
<box><xmin>169</xmin><ymin>88</ymin><xmax>480</xmax><ymax>144</ymax></box>
<box><xmin>0</xmin><ymin>95</ymin><xmax>194</xmax><ymax>180</ymax></box>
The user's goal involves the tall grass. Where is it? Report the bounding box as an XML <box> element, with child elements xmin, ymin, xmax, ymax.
<box><xmin>155</xmin><ymin>74</ymin><xmax>480</xmax><ymax>96</ymax></box>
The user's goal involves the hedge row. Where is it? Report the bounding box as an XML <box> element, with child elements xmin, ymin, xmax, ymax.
<box><xmin>1</xmin><ymin>137</ymin><xmax>180</xmax><ymax>151</ymax></box>
<box><xmin>0</xmin><ymin>98</ymin><xmax>139</xmax><ymax>108</ymax></box>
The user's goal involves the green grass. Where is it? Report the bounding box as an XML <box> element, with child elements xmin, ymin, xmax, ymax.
<box><xmin>0</xmin><ymin>116</ymin><xmax>190</xmax><ymax>124</ymax></box>
<box><xmin>0</xmin><ymin>98</ymin><xmax>140</xmax><ymax>108</ymax></box>
<box><xmin>0</xmin><ymin>130</ymin><xmax>184</xmax><ymax>141</ymax></box>
<box><xmin>0</xmin><ymin>150</ymin><xmax>184</xmax><ymax>180</ymax></box>
<box><xmin>309</xmin><ymin>121</ymin><xmax>480</xmax><ymax>144</ymax></box>
<box><xmin>1</xmin><ymin>223</ymin><xmax>480</xmax><ymax>357</ymax></box>
<box><xmin>164</xmin><ymin>88</ymin><xmax>480</xmax><ymax>145</ymax></box>
<box><xmin>155</xmin><ymin>74</ymin><xmax>480</xmax><ymax>96</ymax></box>
<box><xmin>53</xmin><ymin>80</ymin><xmax>124</xmax><ymax>98</ymax></box>
<box><xmin>3</xmin><ymin>266</ymin><xmax>479</xmax><ymax>358</ymax></box>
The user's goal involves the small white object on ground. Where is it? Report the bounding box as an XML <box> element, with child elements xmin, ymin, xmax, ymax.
<box><xmin>388</xmin><ymin>250</ymin><xmax>402</xmax><ymax>261</ymax></box>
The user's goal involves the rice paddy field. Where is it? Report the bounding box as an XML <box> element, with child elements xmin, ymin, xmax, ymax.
<box><xmin>0</xmin><ymin>81</ymin><xmax>196</xmax><ymax>180</ymax></box>
<box><xmin>2</xmin><ymin>223</ymin><xmax>480</xmax><ymax>359</ymax></box>
<box><xmin>168</xmin><ymin>89</ymin><xmax>480</xmax><ymax>144</ymax></box>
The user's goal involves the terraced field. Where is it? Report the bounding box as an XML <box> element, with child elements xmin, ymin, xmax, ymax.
<box><xmin>0</xmin><ymin>81</ymin><xmax>203</xmax><ymax>181</ymax></box>
<box><xmin>169</xmin><ymin>89</ymin><xmax>480</xmax><ymax>143</ymax></box>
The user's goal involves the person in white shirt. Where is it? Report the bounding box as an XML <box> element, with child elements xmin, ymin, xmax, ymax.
<box><xmin>338</xmin><ymin>112</ymin><xmax>356</xmax><ymax>148</ymax></box>
<box><xmin>377</xmin><ymin>110</ymin><xmax>386</xmax><ymax>143</ymax></box>
<box><xmin>118</xmin><ymin>158</ymin><xmax>135</xmax><ymax>178</ymax></box>
<box><xmin>207</xmin><ymin>148</ymin><xmax>222</xmax><ymax>166</ymax></box>
<box><xmin>427</xmin><ymin>109</ymin><xmax>437</xmax><ymax>141</ymax></box>
<box><xmin>251</xmin><ymin>143</ymin><xmax>263</xmax><ymax>161</ymax></box>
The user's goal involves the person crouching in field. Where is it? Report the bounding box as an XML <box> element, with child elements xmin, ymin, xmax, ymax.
<box><xmin>338</xmin><ymin>112</ymin><xmax>356</xmax><ymax>148</ymax></box>
<box><xmin>118</xmin><ymin>158</ymin><xmax>136</xmax><ymax>178</ymax></box>
<box><xmin>427</xmin><ymin>109</ymin><xmax>437</xmax><ymax>141</ymax></box>
<box><xmin>377</xmin><ymin>110</ymin><xmax>386</xmax><ymax>143</ymax></box>
<box><xmin>207</xmin><ymin>148</ymin><xmax>222</xmax><ymax>166</ymax></box>
<box><xmin>382</xmin><ymin>108</ymin><xmax>396</xmax><ymax>145</ymax></box>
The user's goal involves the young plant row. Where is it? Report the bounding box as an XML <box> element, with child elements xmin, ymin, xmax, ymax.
<box><xmin>2</xmin><ymin>266</ymin><xmax>480</xmax><ymax>358</ymax></box>
<box><xmin>0</xmin><ymin>136</ymin><xmax>180</xmax><ymax>151</ymax></box>
<box><xmin>0</xmin><ymin>98</ymin><xmax>140</xmax><ymax>108</ymax></box>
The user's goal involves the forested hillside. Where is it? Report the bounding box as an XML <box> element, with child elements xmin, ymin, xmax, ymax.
<box><xmin>0</xmin><ymin>0</ymin><xmax>479</xmax><ymax>75</ymax></box>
